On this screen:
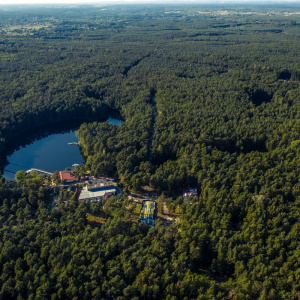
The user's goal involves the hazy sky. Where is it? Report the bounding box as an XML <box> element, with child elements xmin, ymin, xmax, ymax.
<box><xmin>0</xmin><ymin>0</ymin><xmax>299</xmax><ymax>4</ymax></box>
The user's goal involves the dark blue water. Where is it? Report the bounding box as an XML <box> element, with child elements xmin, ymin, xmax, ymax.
<box><xmin>107</xmin><ymin>117</ymin><xmax>122</xmax><ymax>126</ymax></box>
<box><xmin>3</xmin><ymin>118</ymin><xmax>122</xmax><ymax>180</ymax></box>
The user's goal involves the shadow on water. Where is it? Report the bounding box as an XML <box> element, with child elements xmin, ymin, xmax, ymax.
<box><xmin>1</xmin><ymin>113</ymin><xmax>123</xmax><ymax>179</ymax></box>
<box><xmin>4</xmin><ymin>120</ymin><xmax>85</xmax><ymax>159</ymax></box>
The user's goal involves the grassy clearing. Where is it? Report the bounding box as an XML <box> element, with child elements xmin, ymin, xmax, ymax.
<box><xmin>4</xmin><ymin>24</ymin><xmax>53</xmax><ymax>36</ymax></box>
<box><xmin>7</xmin><ymin>24</ymin><xmax>51</xmax><ymax>31</ymax></box>
<box><xmin>86</xmin><ymin>213</ymin><xmax>106</xmax><ymax>225</ymax></box>
<box><xmin>127</xmin><ymin>202</ymin><xmax>142</xmax><ymax>222</ymax></box>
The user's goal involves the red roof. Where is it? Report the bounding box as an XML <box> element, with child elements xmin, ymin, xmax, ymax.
<box><xmin>59</xmin><ymin>171</ymin><xmax>78</xmax><ymax>182</ymax></box>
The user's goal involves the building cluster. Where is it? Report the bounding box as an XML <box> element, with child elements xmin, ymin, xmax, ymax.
<box><xmin>58</xmin><ymin>169</ymin><xmax>196</xmax><ymax>220</ymax></box>
<box><xmin>58</xmin><ymin>167</ymin><xmax>118</xmax><ymax>203</ymax></box>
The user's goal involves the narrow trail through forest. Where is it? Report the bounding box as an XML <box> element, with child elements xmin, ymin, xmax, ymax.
<box><xmin>149</xmin><ymin>93</ymin><xmax>157</xmax><ymax>164</ymax></box>
<box><xmin>122</xmin><ymin>53</ymin><xmax>150</xmax><ymax>76</ymax></box>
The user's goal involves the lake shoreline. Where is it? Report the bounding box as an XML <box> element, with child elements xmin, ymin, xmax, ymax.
<box><xmin>1</xmin><ymin>115</ymin><xmax>123</xmax><ymax>180</ymax></box>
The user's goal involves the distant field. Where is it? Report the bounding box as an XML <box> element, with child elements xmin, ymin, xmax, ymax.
<box><xmin>0</xmin><ymin>4</ymin><xmax>300</xmax><ymax>299</ymax></box>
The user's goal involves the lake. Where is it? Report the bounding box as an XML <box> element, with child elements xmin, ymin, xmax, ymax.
<box><xmin>3</xmin><ymin>117</ymin><xmax>122</xmax><ymax>180</ymax></box>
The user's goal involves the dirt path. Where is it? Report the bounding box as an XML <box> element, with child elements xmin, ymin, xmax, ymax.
<box><xmin>128</xmin><ymin>193</ymin><xmax>157</xmax><ymax>204</ymax></box>
<box><xmin>162</xmin><ymin>200</ymin><xmax>173</xmax><ymax>221</ymax></box>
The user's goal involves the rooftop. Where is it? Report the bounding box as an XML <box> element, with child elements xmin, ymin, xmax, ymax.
<box><xmin>59</xmin><ymin>171</ymin><xmax>78</xmax><ymax>182</ymax></box>
<box><xmin>78</xmin><ymin>186</ymin><xmax>117</xmax><ymax>202</ymax></box>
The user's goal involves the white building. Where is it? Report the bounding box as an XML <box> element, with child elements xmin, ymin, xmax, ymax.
<box><xmin>78</xmin><ymin>185</ymin><xmax>117</xmax><ymax>203</ymax></box>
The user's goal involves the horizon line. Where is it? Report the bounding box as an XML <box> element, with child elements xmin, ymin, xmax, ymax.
<box><xmin>0</xmin><ymin>0</ymin><xmax>300</xmax><ymax>5</ymax></box>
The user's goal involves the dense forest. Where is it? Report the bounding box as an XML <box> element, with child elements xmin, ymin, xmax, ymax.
<box><xmin>1</xmin><ymin>4</ymin><xmax>300</xmax><ymax>299</ymax></box>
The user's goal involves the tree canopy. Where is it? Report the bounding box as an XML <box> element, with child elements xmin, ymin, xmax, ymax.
<box><xmin>0</xmin><ymin>4</ymin><xmax>300</xmax><ymax>299</ymax></box>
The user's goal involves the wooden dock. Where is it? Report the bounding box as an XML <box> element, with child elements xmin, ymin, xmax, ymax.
<box><xmin>26</xmin><ymin>168</ymin><xmax>53</xmax><ymax>175</ymax></box>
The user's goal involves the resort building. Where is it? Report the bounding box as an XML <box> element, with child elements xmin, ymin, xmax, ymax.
<box><xmin>78</xmin><ymin>185</ymin><xmax>117</xmax><ymax>203</ymax></box>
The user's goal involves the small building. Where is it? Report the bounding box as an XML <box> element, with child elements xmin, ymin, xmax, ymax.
<box><xmin>78</xmin><ymin>185</ymin><xmax>117</xmax><ymax>203</ymax></box>
<box><xmin>59</xmin><ymin>171</ymin><xmax>79</xmax><ymax>183</ymax></box>
<box><xmin>183</xmin><ymin>187</ymin><xmax>198</xmax><ymax>197</ymax></box>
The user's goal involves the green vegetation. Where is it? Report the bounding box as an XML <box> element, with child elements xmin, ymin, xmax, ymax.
<box><xmin>1</xmin><ymin>4</ymin><xmax>300</xmax><ymax>299</ymax></box>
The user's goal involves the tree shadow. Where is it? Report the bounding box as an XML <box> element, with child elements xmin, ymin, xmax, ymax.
<box><xmin>250</xmin><ymin>89</ymin><xmax>273</xmax><ymax>106</ymax></box>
